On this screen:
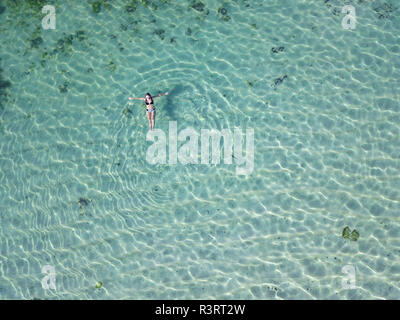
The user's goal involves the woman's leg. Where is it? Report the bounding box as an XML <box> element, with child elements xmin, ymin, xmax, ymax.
<box><xmin>146</xmin><ymin>111</ymin><xmax>152</xmax><ymax>130</ymax></box>
<box><xmin>151</xmin><ymin>110</ymin><xmax>155</xmax><ymax>130</ymax></box>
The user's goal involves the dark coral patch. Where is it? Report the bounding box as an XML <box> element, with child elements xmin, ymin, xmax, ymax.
<box><xmin>218</xmin><ymin>7</ymin><xmax>230</xmax><ymax>21</ymax></box>
<box><xmin>272</xmin><ymin>75</ymin><xmax>288</xmax><ymax>89</ymax></box>
<box><xmin>59</xmin><ymin>82</ymin><xmax>69</xmax><ymax>93</ymax></box>
<box><xmin>191</xmin><ymin>1</ymin><xmax>205</xmax><ymax>12</ymax></box>
<box><xmin>75</xmin><ymin>30</ymin><xmax>86</xmax><ymax>41</ymax></box>
<box><xmin>92</xmin><ymin>1</ymin><xmax>101</xmax><ymax>13</ymax></box>
<box><xmin>78</xmin><ymin>198</ymin><xmax>91</xmax><ymax>210</ymax></box>
<box><xmin>0</xmin><ymin>79</ymin><xmax>11</xmax><ymax>90</ymax></box>
<box><xmin>30</xmin><ymin>37</ymin><xmax>43</xmax><ymax>49</ymax></box>
<box><xmin>218</xmin><ymin>7</ymin><xmax>227</xmax><ymax>15</ymax></box>
<box><xmin>271</xmin><ymin>46</ymin><xmax>284</xmax><ymax>54</ymax></box>
<box><xmin>126</xmin><ymin>4</ymin><xmax>136</xmax><ymax>13</ymax></box>
<box><xmin>331</xmin><ymin>7</ymin><xmax>341</xmax><ymax>16</ymax></box>
<box><xmin>27</xmin><ymin>0</ymin><xmax>47</xmax><ymax>10</ymax></box>
<box><xmin>78</xmin><ymin>198</ymin><xmax>90</xmax><ymax>206</ymax></box>
<box><xmin>374</xmin><ymin>3</ymin><xmax>395</xmax><ymax>19</ymax></box>
<box><xmin>154</xmin><ymin>29</ymin><xmax>165</xmax><ymax>40</ymax></box>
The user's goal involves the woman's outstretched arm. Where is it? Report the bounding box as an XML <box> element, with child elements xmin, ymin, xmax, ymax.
<box><xmin>128</xmin><ymin>96</ymin><xmax>145</xmax><ymax>100</ymax></box>
<box><xmin>153</xmin><ymin>92</ymin><xmax>169</xmax><ymax>99</ymax></box>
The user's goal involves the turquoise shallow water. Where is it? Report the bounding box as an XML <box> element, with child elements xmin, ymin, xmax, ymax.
<box><xmin>0</xmin><ymin>0</ymin><xmax>399</xmax><ymax>299</ymax></box>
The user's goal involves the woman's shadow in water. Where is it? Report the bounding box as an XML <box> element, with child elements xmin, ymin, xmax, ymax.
<box><xmin>161</xmin><ymin>85</ymin><xmax>191</xmax><ymax>119</ymax></box>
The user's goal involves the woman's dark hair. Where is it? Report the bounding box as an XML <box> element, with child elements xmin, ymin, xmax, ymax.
<box><xmin>145</xmin><ymin>93</ymin><xmax>153</xmax><ymax>103</ymax></box>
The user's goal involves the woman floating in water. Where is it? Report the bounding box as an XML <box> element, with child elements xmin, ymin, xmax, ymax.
<box><xmin>128</xmin><ymin>92</ymin><xmax>168</xmax><ymax>130</ymax></box>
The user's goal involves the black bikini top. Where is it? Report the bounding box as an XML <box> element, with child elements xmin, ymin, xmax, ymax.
<box><xmin>145</xmin><ymin>99</ymin><xmax>153</xmax><ymax>105</ymax></box>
